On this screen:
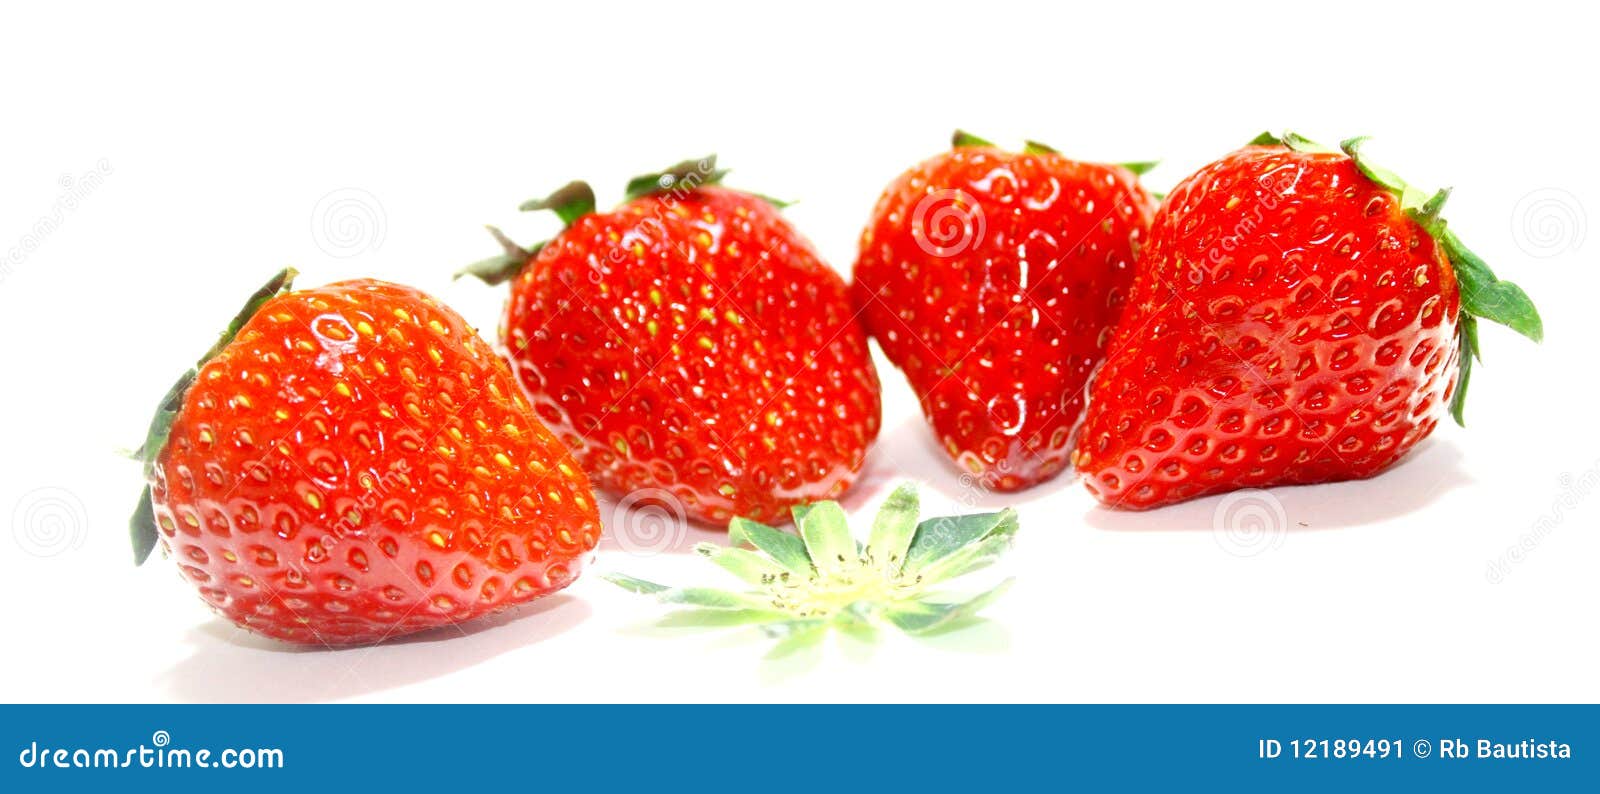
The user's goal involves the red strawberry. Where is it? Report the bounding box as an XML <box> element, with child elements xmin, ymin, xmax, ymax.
<box><xmin>129</xmin><ymin>270</ymin><xmax>600</xmax><ymax>645</ymax></box>
<box><xmin>461</xmin><ymin>157</ymin><xmax>881</xmax><ymax>526</ymax></box>
<box><xmin>1074</xmin><ymin>132</ymin><xmax>1542</xmax><ymax>510</ymax></box>
<box><xmin>852</xmin><ymin>132</ymin><xmax>1156</xmax><ymax>490</ymax></box>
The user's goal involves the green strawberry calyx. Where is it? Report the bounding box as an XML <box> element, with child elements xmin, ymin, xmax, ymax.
<box><xmin>603</xmin><ymin>483</ymin><xmax>1018</xmax><ymax>646</ymax></box>
<box><xmin>128</xmin><ymin>267</ymin><xmax>298</xmax><ymax>565</ymax></box>
<box><xmin>954</xmin><ymin>129</ymin><xmax>1159</xmax><ymax>178</ymax></box>
<box><xmin>1253</xmin><ymin>131</ymin><xmax>1544</xmax><ymax>426</ymax></box>
<box><xmin>457</xmin><ymin>154</ymin><xmax>793</xmax><ymax>285</ymax></box>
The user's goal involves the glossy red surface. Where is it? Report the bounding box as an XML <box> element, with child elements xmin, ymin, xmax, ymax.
<box><xmin>1074</xmin><ymin>146</ymin><xmax>1461</xmax><ymax>509</ymax></box>
<box><xmin>853</xmin><ymin>146</ymin><xmax>1155</xmax><ymax>490</ymax></box>
<box><xmin>502</xmin><ymin>186</ymin><xmax>881</xmax><ymax>525</ymax></box>
<box><xmin>152</xmin><ymin>280</ymin><xmax>599</xmax><ymax>644</ymax></box>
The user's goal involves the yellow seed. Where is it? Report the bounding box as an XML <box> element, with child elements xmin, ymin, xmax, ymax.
<box><xmin>334</xmin><ymin>382</ymin><xmax>352</xmax><ymax>397</ymax></box>
<box><xmin>426</xmin><ymin>531</ymin><xmax>447</xmax><ymax>549</ymax></box>
<box><xmin>356</xmin><ymin>320</ymin><xmax>375</xmax><ymax>337</ymax></box>
<box><xmin>428</xmin><ymin>319</ymin><xmax>448</xmax><ymax>335</ymax></box>
<box><xmin>494</xmin><ymin>452</ymin><xmax>513</xmax><ymax>468</ymax></box>
<box><xmin>303</xmin><ymin>491</ymin><xmax>322</xmax><ymax>509</ymax></box>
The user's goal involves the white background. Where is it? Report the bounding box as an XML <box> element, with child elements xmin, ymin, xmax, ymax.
<box><xmin>2</xmin><ymin>1</ymin><xmax>1595</xmax><ymax>703</ymax></box>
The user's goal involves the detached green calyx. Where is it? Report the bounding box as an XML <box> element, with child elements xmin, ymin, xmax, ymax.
<box><xmin>1254</xmin><ymin>131</ymin><xmax>1544</xmax><ymax>425</ymax></box>
<box><xmin>128</xmin><ymin>267</ymin><xmax>297</xmax><ymax>565</ymax></box>
<box><xmin>604</xmin><ymin>484</ymin><xmax>1018</xmax><ymax>646</ymax></box>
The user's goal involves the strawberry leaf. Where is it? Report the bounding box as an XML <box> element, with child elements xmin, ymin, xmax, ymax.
<box><xmin>455</xmin><ymin>226</ymin><xmax>538</xmax><ymax>286</ymax></box>
<box><xmin>867</xmin><ymin>483</ymin><xmax>919</xmax><ymax>575</ymax></box>
<box><xmin>657</xmin><ymin>608</ymin><xmax>792</xmax><ymax>628</ymax></box>
<box><xmin>519</xmin><ymin>180</ymin><xmax>596</xmax><ymax>226</ymax></box>
<box><xmin>902</xmin><ymin>509</ymin><xmax>1017</xmax><ymax>577</ymax></box>
<box><xmin>1328</xmin><ymin>134</ymin><xmax>1543</xmax><ymax>425</ymax></box>
<box><xmin>916</xmin><ymin>531</ymin><xmax>1016</xmax><ymax>583</ymax></box>
<box><xmin>129</xmin><ymin>489</ymin><xmax>157</xmax><ymax>566</ymax></box>
<box><xmin>624</xmin><ymin>156</ymin><xmax>727</xmax><ymax>202</ymax></box>
<box><xmin>658</xmin><ymin>587</ymin><xmax>773</xmax><ymax>611</ymax></box>
<box><xmin>695</xmin><ymin>543</ymin><xmax>791</xmax><ymax>587</ymax></box>
<box><xmin>604</xmin><ymin>485</ymin><xmax>1019</xmax><ymax>649</ymax></box>
<box><xmin>1434</xmin><ymin>226</ymin><xmax>1544</xmax><ymax>343</ymax></box>
<box><xmin>796</xmin><ymin>501</ymin><xmax>854</xmax><ymax>577</ymax></box>
<box><xmin>601</xmin><ymin>572</ymin><xmax>671</xmax><ymax>595</ymax></box>
<box><xmin>727</xmin><ymin>516</ymin><xmax>812</xmax><ymax>574</ymax></box>
<box><xmin>1450</xmin><ymin>315</ymin><xmax>1480</xmax><ymax>426</ymax></box>
<box><xmin>129</xmin><ymin>268</ymin><xmax>296</xmax><ymax>567</ymax></box>
<box><xmin>885</xmin><ymin>579</ymin><xmax>1015</xmax><ymax>635</ymax></box>
<box><xmin>951</xmin><ymin>130</ymin><xmax>996</xmax><ymax>148</ymax></box>
<box><xmin>1280</xmin><ymin>131</ymin><xmax>1338</xmax><ymax>155</ymax></box>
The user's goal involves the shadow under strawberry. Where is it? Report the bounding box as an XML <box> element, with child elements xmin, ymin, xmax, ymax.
<box><xmin>1083</xmin><ymin>436</ymin><xmax>1469</xmax><ymax>534</ymax></box>
<box><xmin>159</xmin><ymin>595</ymin><xmax>589</xmax><ymax>703</ymax></box>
